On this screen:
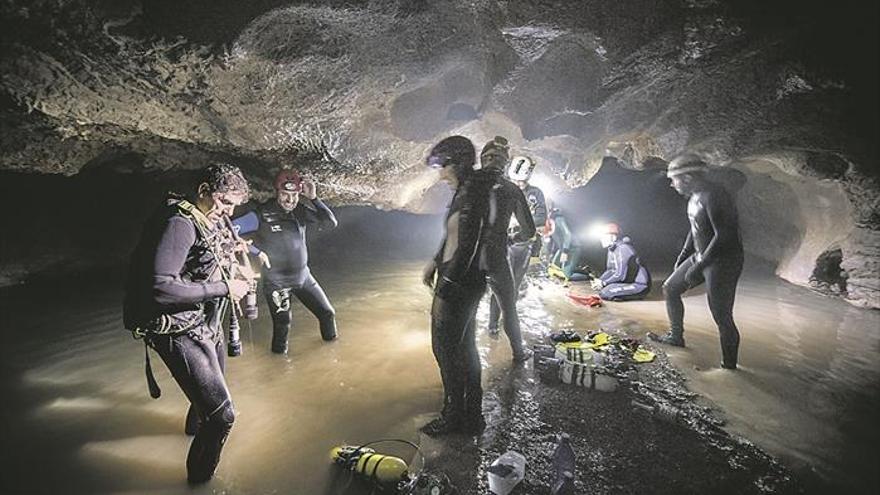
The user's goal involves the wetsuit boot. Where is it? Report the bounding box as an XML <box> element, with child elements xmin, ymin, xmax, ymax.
<box><xmin>720</xmin><ymin>337</ymin><xmax>739</xmax><ymax>369</ymax></box>
<box><xmin>318</xmin><ymin>314</ymin><xmax>337</xmax><ymax>341</ymax></box>
<box><xmin>648</xmin><ymin>329</ymin><xmax>685</xmax><ymax>347</ymax></box>
<box><xmin>461</xmin><ymin>393</ymin><xmax>486</xmax><ymax>435</ymax></box>
<box><xmin>513</xmin><ymin>348</ymin><xmax>534</xmax><ymax>364</ymax></box>
<box><xmin>421</xmin><ymin>399</ymin><xmax>462</xmax><ymax>436</ymax></box>
<box><xmin>721</xmin><ymin>347</ymin><xmax>738</xmax><ymax>369</ymax></box>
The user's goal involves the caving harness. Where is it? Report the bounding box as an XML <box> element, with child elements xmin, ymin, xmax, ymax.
<box><xmin>130</xmin><ymin>198</ymin><xmax>236</xmax><ymax>399</ymax></box>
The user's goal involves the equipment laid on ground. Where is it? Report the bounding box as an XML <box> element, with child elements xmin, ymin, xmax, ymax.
<box><xmin>487</xmin><ymin>450</ymin><xmax>526</xmax><ymax>495</ymax></box>
<box><xmin>331</xmin><ymin>445</ymin><xmax>409</xmax><ymax>486</ymax></box>
<box><xmin>548</xmin><ymin>263</ymin><xmax>568</xmax><ymax>281</ymax></box>
<box><xmin>567</xmin><ymin>292</ymin><xmax>603</xmax><ymax>307</ymax></box>
<box><xmin>539</xmin><ymin>357</ymin><xmax>620</xmax><ymax>392</ymax></box>
<box><xmin>330</xmin><ymin>439</ymin><xmax>454</xmax><ymax>495</ymax></box>
<box><xmin>536</xmin><ymin>331</ymin><xmax>656</xmax><ymax>392</ymax></box>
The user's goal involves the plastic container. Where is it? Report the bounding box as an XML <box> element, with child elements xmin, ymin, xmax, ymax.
<box><xmin>487</xmin><ymin>450</ymin><xmax>526</xmax><ymax>495</ymax></box>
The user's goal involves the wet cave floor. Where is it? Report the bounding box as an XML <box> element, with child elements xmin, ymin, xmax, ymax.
<box><xmin>1</xmin><ymin>256</ymin><xmax>877</xmax><ymax>495</ymax></box>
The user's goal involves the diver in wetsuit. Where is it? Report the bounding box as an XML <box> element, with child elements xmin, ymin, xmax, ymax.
<box><xmin>233</xmin><ymin>169</ymin><xmax>338</xmax><ymax>354</ymax></box>
<box><xmin>123</xmin><ymin>164</ymin><xmax>251</xmax><ymax>483</ymax></box>
<box><xmin>477</xmin><ymin>137</ymin><xmax>536</xmax><ymax>363</ymax></box>
<box><xmin>547</xmin><ymin>208</ymin><xmax>589</xmax><ymax>282</ymax></box>
<box><xmin>487</xmin><ymin>155</ymin><xmax>546</xmax><ymax>329</ymax></box>
<box><xmin>649</xmin><ymin>154</ymin><xmax>744</xmax><ymax>370</ymax></box>
<box><xmin>590</xmin><ymin>223</ymin><xmax>651</xmax><ymax>301</ymax></box>
<box><xmin>421</xmin><ymin>135</ymin><xmax>492</xmax><ymax>436</ymax></box>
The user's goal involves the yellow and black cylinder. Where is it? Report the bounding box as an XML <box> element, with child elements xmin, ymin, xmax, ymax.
<box><xmin>330</xmin><ymin>445</ymin><xmax>408</xmax><ymax>485</ymax></box>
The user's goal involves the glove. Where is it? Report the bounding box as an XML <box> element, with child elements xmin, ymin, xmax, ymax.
<box><xmin>422</xmin><ymin>262</ymin><xmax>437</xmax><ymax>289</ymax></box>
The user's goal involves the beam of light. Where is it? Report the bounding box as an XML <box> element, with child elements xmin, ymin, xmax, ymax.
<box><xmin>581</xmin><ymin>221</ymin><xmax>609</xmax><ymax>242</ymax></box>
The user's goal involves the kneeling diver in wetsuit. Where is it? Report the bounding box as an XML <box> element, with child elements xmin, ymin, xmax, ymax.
<box><xmin>477</xmin><ymin>137</ymin><xmax>536</xmax><ymax>363</ymax></box>
<box><xmin>547</xmin><ymin>208</ymin><xmax>590</xmax><ymax>282</ymax></box>
<box><xmin>421</xmin><ymin>135</ymin><xmax>493</xmax><ymax>436</ymax></box>
<box><xmin>649</xmin><ymin>154</ymin><xmax>744</xmax><ymax>370</ymax></box>
<box><xmin>590</xmin><ymin>223</ymin><xmax>651</xmax><ymax>301</ymax></box>
<box><xmin>123</xmin><ymin>163</ymin><xmax>251</xmax><ymax>483</ymax></box>
<box><xmin>233</xmin><ymin>169</ymin><xmax>339</xmax><ymax>354</ymax></box>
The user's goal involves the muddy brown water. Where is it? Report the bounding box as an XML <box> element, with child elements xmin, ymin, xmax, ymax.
<box><xmin>1</xmin><ymin>258</ymin><xmax>877</xmax><ymax>494</ymax></box>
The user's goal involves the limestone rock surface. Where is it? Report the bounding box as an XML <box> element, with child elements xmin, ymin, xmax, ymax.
<box><xmin>1</xmin><ymin>0</ymin><xmax>877</xmax><ymax>306</ymax></box>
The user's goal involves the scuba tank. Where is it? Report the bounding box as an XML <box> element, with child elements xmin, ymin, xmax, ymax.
<box><xmin>330</xmin><ymin>445</ymin><xmax>409</xmax><ymax>486</ymax></box>
<box><xmin>330</xmin><ymin>441</ymin><xmax>456</xmax><ymax>495</ymax></box>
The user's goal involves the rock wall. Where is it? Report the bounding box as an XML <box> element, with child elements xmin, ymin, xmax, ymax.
<box><xmin>1</xmin><ymin>0</ymin><xmax>877</xmax><ymax>305</ymax></box>
<box><xmin>731</xmin><ymin>156</ymin><xmax>863</xmax><ymax>297</ymax></box>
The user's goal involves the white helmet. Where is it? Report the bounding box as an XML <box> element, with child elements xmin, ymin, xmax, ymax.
<box><xmin>507</xmin><ymin>156</ymin><xmax>535</xmax><ymax>181</ymax></box>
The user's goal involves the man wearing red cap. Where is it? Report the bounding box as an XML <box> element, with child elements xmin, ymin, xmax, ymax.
<box><xmin>233</xmin><ymin>169</ymin><xmax>338</xmax><ymax>354</ymax></box>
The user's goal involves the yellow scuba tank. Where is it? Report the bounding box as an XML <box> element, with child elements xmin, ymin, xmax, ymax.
<box><xmin>330</xmin><ymin>445</ymin><xmax>409</xmax><ymax>485</ymax></box>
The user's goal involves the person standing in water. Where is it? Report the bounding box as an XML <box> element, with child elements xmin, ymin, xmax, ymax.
<box><xmin>649</xmin><ymin>154</ymin><xmax>744</xmax><ymax>370</ymax></box>
<box><xmin>487</xmin><ymin>155</ymin><xmax>546</xmax><ymax>331</ymax></box>
<box><xmin>478</xmin><ymin>136</ymin><xmax>536</xmax><ymax>363</ymax></box>
<box><xmin>422</xmin><ymin>135</ymin><xmax>492</xmax><ymax>436</ymax></box>
<box><xmin>123</xmin><ymin>163</ymin><xmax>251</xmax><ymax>483</ymax></box>
<box><xmin>233</xmin><ymin>168</ymin><xmax>338</xmax><ymax>354</ymax></box>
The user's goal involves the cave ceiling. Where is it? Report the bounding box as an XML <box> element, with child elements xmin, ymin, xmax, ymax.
<box><xmin>1</xmin><ymin>0</ymin><xmax>877</xmax><ymax>208</ymax></box>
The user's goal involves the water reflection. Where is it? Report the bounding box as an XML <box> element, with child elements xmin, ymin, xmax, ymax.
<box><xmin>1</xmin><ymin>261</ymin><xmax>877</xmax><ymax>493</ymax></box>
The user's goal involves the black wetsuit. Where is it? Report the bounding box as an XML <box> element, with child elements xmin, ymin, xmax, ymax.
<box><xmin>234</xmin><ymin>198</ymin><xmax>338</xmax><ymax>352</ymax></box>
<box><xmin>548</xmin><ymin>212</ymin><xmax>588</xmax><ymax>281</ymax></box>
<box><xmin>664</xmin><ymin>181</ymin><xmax>744</xmax><ymax>367</ymax></box>
<box><xmin>431</xmin><ymin>173</ymin><xmax>492</xmax><ymax>427</ymax></box>
<box><xmin>489</xmin><ymin>183</ymin><xmax>546</xmax><ymax>326</ymax></box>
<box><xmin>123</xmin><ymin>195</ymin><xmax>234</xmax><ymax>483</ymax></box>
<box><xmin>479</xmin><ymin>169</ymin><xmax>536</xmax><ymax>357</ymax></box>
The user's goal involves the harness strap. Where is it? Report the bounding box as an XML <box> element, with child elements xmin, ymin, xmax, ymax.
<box><xmin>176</xmin><ymin>199</ymin><xmax>233</xmax><ymax>285</ymax></box>
<box><xmin>145</xmin><ymin>342</ymin><xmax>161</xmax><ymax>399</ymax></box>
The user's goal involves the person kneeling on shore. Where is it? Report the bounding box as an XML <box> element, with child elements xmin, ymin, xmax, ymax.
<box><xmin>591</xmin><ymin>223</ymin><xmax>651</xmax><ymax>301</ymax></box>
